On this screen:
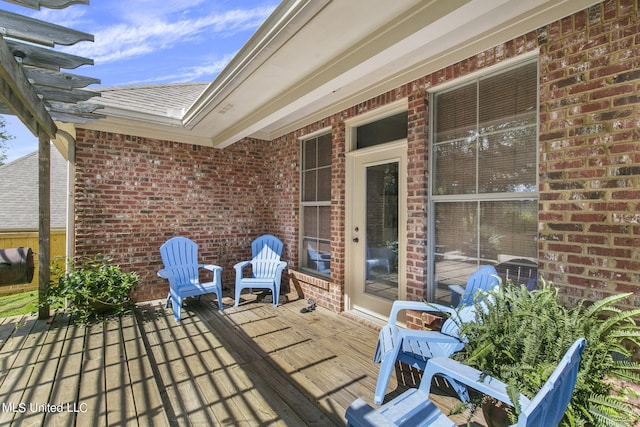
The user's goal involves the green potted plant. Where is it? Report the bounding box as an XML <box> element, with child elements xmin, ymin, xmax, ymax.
<box><xmin>455</xmin><ymin>280</ymin><xmax>640</xmax><ymax>427</ymax></box>
<box><xmin>43</xmin><ymin>255</ymin><xmax>139</xmax><ymax>324</ymax></box>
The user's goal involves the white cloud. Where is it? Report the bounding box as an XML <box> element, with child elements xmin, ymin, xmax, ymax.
<box><xmin>125</xmin><ymin>53</ymin><xmax>238</xmax><ymax>85</ymax></box>
<box><xmin>62</xmin><ymin>6</ymin><xmax>274</xmax><ymax>65</ymax></box>
<box><xmin>108</xmin><ymin>0</ymin><xmax>210</xmax><ymax>25</ymax></box>
<box><xmin>20</xmin><ymin>6</ymin><xmax>88</xmax><ymax>28</ymax></box>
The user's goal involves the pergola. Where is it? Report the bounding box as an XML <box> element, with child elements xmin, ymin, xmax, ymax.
<box><xmin>0</xmin><ymin>0</ymin><xmax>101</xmax><ymax>318</ymax></box>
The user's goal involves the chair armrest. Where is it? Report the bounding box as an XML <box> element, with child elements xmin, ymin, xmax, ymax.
<box><xmin>401</xmin><ymin>331</ymin><xmax>463</xmax><ymax>345</ymax></box>
<box><xmin>346</xmin><ymin>398</ymin><xmax>398</xmax><ymax>427</ymax></box>
<box><xmin>202</xmin><ymin>264</ymin><xmax>222</xmax><ymax>285</ymax></box>
<box><xmin>421</xmin><ymin>356</ymin><xmax>530</xmax><ymax>410</ymax></box>
<box><xmin>201</xmin><ymin>264</ymin><xmax>222</xmax><ymax>272</ymax></box>
<box><xmin>233</xmin><ymin>260</ymin><xmax>251</xmax><ymax>271</ymax></box>
<box><xmin>157</xmin><ymin>268</ymin><xmax>172</xmax><ymax>279</ymax></box>
<box><xmin>388</xmin><ymin>300</ymin><xmax>457</xmax><ymax>326</ymax></box>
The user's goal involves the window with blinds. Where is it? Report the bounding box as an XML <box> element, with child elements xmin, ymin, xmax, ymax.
<box><xmin>301</xmin><ymin>133</ymin><xmax>332</xmax><ymax>276</ymax></box>
<box><xmin>431</xmin><ymin>60</ymin><xmax>538</xmax><ymax>303</ymax></box>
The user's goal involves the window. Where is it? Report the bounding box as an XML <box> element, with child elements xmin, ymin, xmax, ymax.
<box><xmin>430</xmin><ymin>60</ymin><xmax>538</xmax><ymax>303</ymax></box>
<box><xmin>356</xmin><ymin>111</ymin><xmax>408</xmax><ymax>149</ymax></box>
<box><xmin>301</xmin><ymin>133</ymin><xmax>332</xmax><ymax>276</ymax></box>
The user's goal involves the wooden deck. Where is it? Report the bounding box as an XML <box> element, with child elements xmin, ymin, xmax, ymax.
<box><xmin>0</xmin><ymin>291</ymin><xmax>485</xmax><ymax>426</ymax></box>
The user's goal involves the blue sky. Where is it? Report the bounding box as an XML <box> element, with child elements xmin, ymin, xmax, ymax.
<box><xmin>1</xmin><ymin>0</ymin><xmax>278</xmax><ymax>163</ymax></box>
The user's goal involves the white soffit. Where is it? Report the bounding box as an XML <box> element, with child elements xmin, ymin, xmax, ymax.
<box><xmin>92</xmin><ymin>0</ymin><xmax>601</xmax><ymax>149</ymax></box>
<box><xmin>184</xmin><ymin>0</ymin><xmax>600</xmax><ymax>148</ymax></box>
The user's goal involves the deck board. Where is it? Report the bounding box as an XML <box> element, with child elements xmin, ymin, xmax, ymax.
<box><xmin>0</xmin><ymin>291</ymin><xmax>487</xmax><ymax>426</ymax></box>
<box><xmin>0</xmin><ymin>316</ymin><xmax>44</xmax><ymax>426</ymax></box>
<box><xmin>121</xmin><ymin>314</ymin><xmax>168</xmax><ymax>427</ymax></box>
<box><xmin>44</xmin><ymin>319</ymin><xmax>87</xmax><ymax>427</ymax></box>
<box><xmin>17</xmin><ymin>314</ymin><xmax>71</xmax><ymax>427</ymax></box>
<box><xmin>76</xmin><ymin>322</ymin><xmax>107</xmax><ymax>426</ymax></box>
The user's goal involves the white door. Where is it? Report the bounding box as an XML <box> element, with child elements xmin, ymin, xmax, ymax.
<box><xmin>347</xmin><ymin>141</ymin><xmax>406</xmax><ymax>320</ymax></box>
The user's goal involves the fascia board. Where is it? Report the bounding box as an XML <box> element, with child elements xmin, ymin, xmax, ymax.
<box><xmin>79</xmin><ymin>115</ymin><xmax>215</xmax><ymax>148</ymax></box>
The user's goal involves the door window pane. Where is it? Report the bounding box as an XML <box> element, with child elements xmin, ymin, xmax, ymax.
<box><xmin>365</xmin><ymin>162</ymin><xmax>399</xmax><ymax>300</ymax></box>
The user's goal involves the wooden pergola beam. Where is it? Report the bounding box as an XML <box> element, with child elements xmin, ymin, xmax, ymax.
<box><xmin>0</xmin><ymin>9</ymin><xmax>93</xmax><ymax>46</ymax></box>
<box><xmin>0</xmin><ymin>36</ymin><xmax>57</xmax><ymax>138</ymax></box>
<box><xmin>2</xmin><ymin>0</ymin><xmax>89</xmax><ymax>10</ymax></box>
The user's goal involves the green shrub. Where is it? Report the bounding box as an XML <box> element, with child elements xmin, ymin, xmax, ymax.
<box><xmin>43</xmin><ymin>256</ymin><xmax>139</xmax><ymax>324</ymax></box>
<box><xmin>457</xmin><ymin>279</ymin><xmax>640</xmax><ymax>426</ymax></box>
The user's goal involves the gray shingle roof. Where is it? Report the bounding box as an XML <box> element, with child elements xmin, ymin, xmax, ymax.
<box><xmin>0</xmin><ymin>147</ymin><xmax>67</xmax><ymax>230</ymax></box>
<box><xmin>96</xmin><ymin>82</ymin><xmax>209</xmax><ymax>118</ymax></box>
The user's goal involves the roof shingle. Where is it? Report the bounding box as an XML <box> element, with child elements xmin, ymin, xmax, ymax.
<box><xmin>0</xmin><ymin>147</ymin><xmax>67</xmax><ymax>231</ymax></box>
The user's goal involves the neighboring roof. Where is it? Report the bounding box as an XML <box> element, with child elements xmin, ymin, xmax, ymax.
<box><xmin>80</xmin><ymin>0</ymin><xmax>601</xmax><ymax>149</ymax></box>
<box><xmin>0</xmin><ymin>147</ymin><xmax>67</xmax><ymax>231</ymax></box>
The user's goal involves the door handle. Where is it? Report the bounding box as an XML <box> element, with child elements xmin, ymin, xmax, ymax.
<box><xmin>352</xmin><ymin>237</ymin><xmax>359</xmax><ymax>243</ymax></box>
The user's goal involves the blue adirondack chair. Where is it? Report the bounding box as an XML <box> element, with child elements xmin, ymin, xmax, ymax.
<box><xmin>346</xmin><ymin>338</ymin><xmax>587</xmax><ymax>426</ymax></box>
<box><xmin>307</xmin><ymin>245</ymin><xmax>330</xmax><ymax>274</ymax></box>
<box><xmin>448</xmin><ymin>264</ymin><xmax>501</xmax><ymax>306</ymax></box>
<box><xmin>158</xmin><ymin>236</ymin><xmax>224</xmax><ymax>322</ymax></box>
<box><xmin>366</xmin><ymin>247</ymin><xmax>391</xmax><ymax>279</ymax></box>
<box><xmin>373</xmin><ymin>265</ymin><xmax>499</xmax><ymax>405</ymax></box>
<box><xmin>234</xmin><ymin>234</ymin><xmax>287</xmax><ymax>307</ymax></box>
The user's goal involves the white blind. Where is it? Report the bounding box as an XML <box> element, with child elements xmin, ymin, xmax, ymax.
<box><xmin>433</xmin><ymin>61</ymin><xmax>538</xmax><ymax>196</ymax></box>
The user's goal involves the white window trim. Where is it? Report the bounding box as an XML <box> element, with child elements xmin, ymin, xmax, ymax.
<box><xmin>344</xmin><ymin>98</ymin><xmax>408</xmax><ymax>152</ymax></box>
<box><xmin>427</xmin><ymin>56</ymin><xmax>540</xmax><ymax>302</ymax></box>
<box><xmin>299</xmin><ymin>131</ymin><xmax>332</xmax><ymax>278</ymax></box>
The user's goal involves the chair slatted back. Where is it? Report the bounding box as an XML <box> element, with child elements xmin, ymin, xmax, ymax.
<box><xmin>457</xmin><ymin>265</ymin><xmax>499</xmax><ymax>307</ymax></box>
<box><xmin>250</xmin><ymin>235</ymin><xmax>283</xmax><ymax>279</ymax></box>
<box><xmin>160</xmin><ymin>237</ymin><xmax>199</xmax><ymax>287</ymax></box>
<box><xmin>518</xmin><ymin>338</ymin><xmax>586</xmax><ymax>426</ymax></box>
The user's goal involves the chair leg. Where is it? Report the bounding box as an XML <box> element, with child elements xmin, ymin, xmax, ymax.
<box><xmin>443</xmin><ymin>375</ymin><xmax>470</xmax><ymax>402</ymax></box>
<box><xmin>215</xmin><ymin>290</ymin><xmax>224</xmax><ymax>311</ymax></box>
<box><xmin>374</xmin><ymin>325</ymin><xmax>403</xmax><ymax>404</ymax></box>
<box><xmin>174</xmin><ymin>296</ymin><xmax>182</xmax><ymax>322</ymax></box>
<box><xmin>165</xmin><ymin>292</ymin><xmax>171</xmax><ymax>308</ymax></box>
<box><xmin>272</xmin><ymin>286</ymin><xmax>279</xmax><ymax>308</ymax></box>
<box><xmin>374</xmin><ymin>358</ymin><xmax>397</xmax><ymax>405</ymax></box>
<box><xmin>234</xmin><ymin>286</ymin><xmax>242</xmax><ymax>307</ymax></box>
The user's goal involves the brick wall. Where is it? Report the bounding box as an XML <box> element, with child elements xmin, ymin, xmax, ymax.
<box><xmin>406</xmin><ymin>91</ymin><xmax>428</xmax><ymax>306</ymax></box>
<box><xmin>538</xmin><ymin>0</ymin><xmax>640</xmax><ymax>307</ymax></box>
<box><xmin>74</xmin><ymin>0</ymin><xmax>639</xmax><ymax>312</ymax></box>
<box><xmin>74</xmin><ymin>130</ymin><xmax>274</xmax><ymax>301</ymax></box>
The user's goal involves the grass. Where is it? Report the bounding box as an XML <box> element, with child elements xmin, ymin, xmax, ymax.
<box><xmin>0</xmin><ymin>291</ymin><xmax>39</xmax><ymax>318</ymax></box>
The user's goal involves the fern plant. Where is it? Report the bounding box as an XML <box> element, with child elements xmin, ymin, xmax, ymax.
<box><xmin>456</xmin><ymin>279</ymin><xmax>640</xmax><ymax>427</ymax></box>
<box><xmin>43</xmin><ymin>255</ymin><xmax>139</xmax><ymax>324</ymax></box>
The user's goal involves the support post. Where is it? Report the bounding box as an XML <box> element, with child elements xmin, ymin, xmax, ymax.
<box><xmin>38</xmin><ymin>129</ymin><xmax>51</xmax><ymax>319</ymax></box>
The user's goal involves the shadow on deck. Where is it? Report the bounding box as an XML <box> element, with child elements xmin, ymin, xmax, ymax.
<box><xmin>0</xmin><ymin>290</ymin><xmax>485</xmax><ymax>426</ymax></box>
